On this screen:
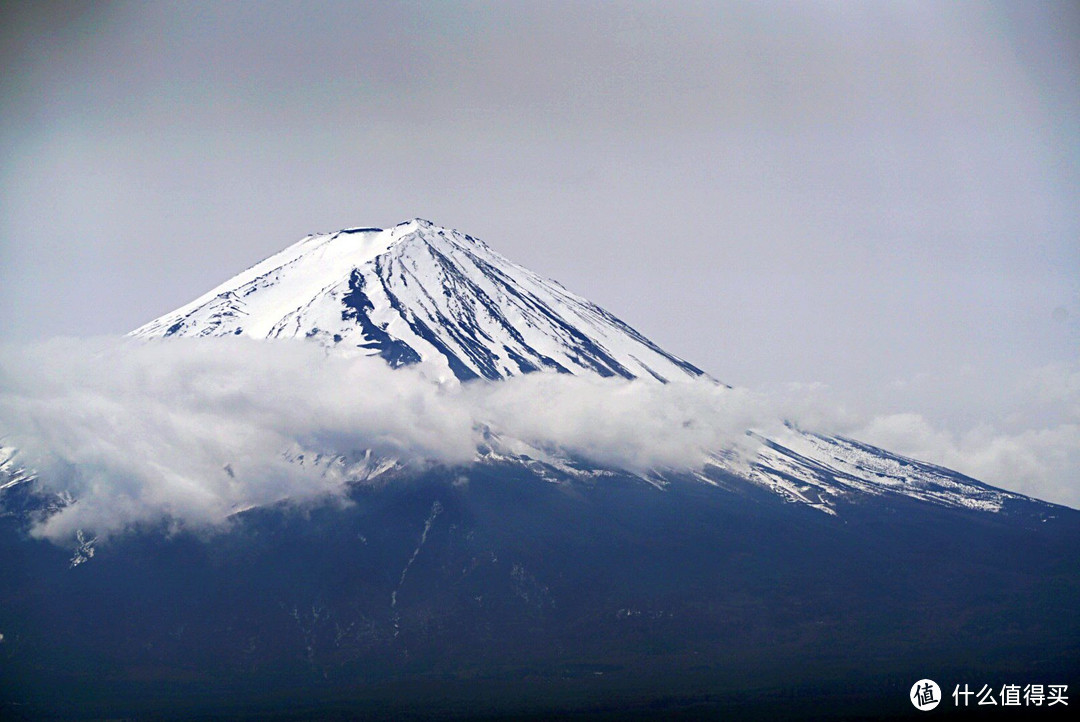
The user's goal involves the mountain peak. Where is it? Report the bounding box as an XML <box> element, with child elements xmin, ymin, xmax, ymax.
<box><xmin>397</xmin><ymin>217</ymin><xmax>436</xmax><ymax>229</ymax></box>
<box><xmin>390</xmin><ymin>219</ymin><xmax>489</xmax><ymax>251</ymax></box>
<box><xmin>131</xmin><ymin>222</ymin><xmax>706</xmax><ymax>383</ymax></box>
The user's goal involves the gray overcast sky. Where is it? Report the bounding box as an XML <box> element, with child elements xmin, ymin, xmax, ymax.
<box><xmin>2</xmin><ymin>2</ymin><xmax>1078</xmax><ymax>502</ymax></box>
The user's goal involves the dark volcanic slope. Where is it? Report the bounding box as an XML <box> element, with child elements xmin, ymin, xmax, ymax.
<box><xmin>2</xmin><ymin>464</ymin><xmax>1077</xmax><ymax>721</ymax></box>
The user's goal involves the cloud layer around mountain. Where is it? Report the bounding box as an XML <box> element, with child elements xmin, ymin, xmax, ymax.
<box><xmin>2</xmin><ymin>337</ymin><xmax>1076</xmax><ymax>543</ymax></box>
<box><xmin>0</xmin><ymin>337</ymin><xmax>772</xmax><ymax>541</ymax></box>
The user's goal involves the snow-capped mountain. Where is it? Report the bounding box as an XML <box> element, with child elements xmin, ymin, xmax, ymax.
<box><xmin>127</xmin><ymin>219</ymin><xmax>1051</xmax><ymax>519</ymax></box>
<box><xmin>4</xmin><ymin>220</ymin><xmax>1077</xmax><ymax>721</ymax></box>
<box><xmin>132</xmin><ymin>219</ymin><xmax>705</xmax><ymax>383</ymax></box>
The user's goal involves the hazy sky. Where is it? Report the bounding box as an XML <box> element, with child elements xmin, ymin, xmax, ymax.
<box><xmin>1</xmin><ymin>2</ymin><xmax>1078</xmax><ymax>504</ymax></box>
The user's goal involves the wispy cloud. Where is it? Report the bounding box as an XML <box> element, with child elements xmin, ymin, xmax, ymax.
<box><xmin>849</xmin><ymin>362</ymin><xmax>1080</xmax><ymax>510</ymax></box>
<box><xmin>0</xmin><ymin>337</ymin><xmax>773</xmax><ymax>541</ymax></box>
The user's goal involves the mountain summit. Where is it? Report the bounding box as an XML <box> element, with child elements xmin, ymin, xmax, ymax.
<box><xmin>132</xmin><ymin>219</ymin><xmax>704</xmax><ymax>383</ymax></box>
<box><xmin>128</xmin><ymin>219</ymin><xmax>1047</xmax><ymax>518</ymax></box>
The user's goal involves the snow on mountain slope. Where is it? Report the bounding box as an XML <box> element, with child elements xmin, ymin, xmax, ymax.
<box><xmin>131</xmin><ymin>219</ymin><xmax>706</xmax><ymax>383</ymax></box>
<box><xmin>0</xmin><ymin>444</ymin><xmax>35</xmax><ymax>492</ymax></box>
<box><xmin>700</xmin><ymin>427</ymin><xmax>1032</xmax><ymax>515</ymax></box>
